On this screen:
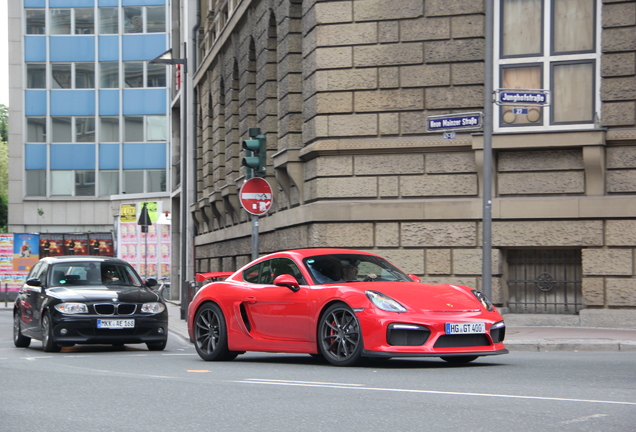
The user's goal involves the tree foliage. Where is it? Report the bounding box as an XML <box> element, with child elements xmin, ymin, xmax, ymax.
<box><xmin>0</xmin><ymin>104</ymin><xmax>7</xmax><ymax>142</ymax></box>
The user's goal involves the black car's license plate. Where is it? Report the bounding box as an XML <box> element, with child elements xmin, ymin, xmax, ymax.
<box><xmin>97</xmin><ymin>319</ymin><xmax>135</xmax><ymax>329</ymax></box>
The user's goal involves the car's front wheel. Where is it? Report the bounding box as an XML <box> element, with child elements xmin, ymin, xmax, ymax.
<box><xmin>41</xmin><ymin>312</ymin><xmax>61</xmax><ymax>353</ymax></box>
<box><xmin>193</xmin><ymin>303</ymin><xmax>237</xmax><ymax>361</ymax></box>
<box><xmin>146</xmin><ymin>339</ymin><xmax>167</xmax><ymax>351</ymax></box>
<box><xmin>13</xmin><ymin>312</ymin><xmax>31</xmax><ymax>348</ymax></box>
<box><xmin>318</xmin><ymin>303</ymin><xmax>363</xmax><ymax>366</ymax></box>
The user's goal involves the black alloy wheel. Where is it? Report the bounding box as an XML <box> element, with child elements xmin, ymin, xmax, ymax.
<box><xmin>318</xmin><ymin>303</ymin><xmax>363</xmax><ymax>366</ymax></box>
<box><xmin>441</xmin><ymin>355</ymin><xmax>479</xmax><ymax>364</ymax></box>
<box><xmin>13</xmin><ymin>312</ymin><xmax>31</xmax><ymax>348</ymax></box>
<box><xmin>193</xmin><ymin>303</ymin><xmax>237</xmax><ymax>361</ymax></box>
<box><xmin>41</xmin><ymin>312</ymin><xmax>62</xmax><ymax>353</ymax></box>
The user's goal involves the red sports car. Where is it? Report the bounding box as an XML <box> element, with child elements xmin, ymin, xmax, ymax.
<box><xmin>187</xmin><ymin>248</ymin><xmax>508</xmax><ymax>366</ymax></box>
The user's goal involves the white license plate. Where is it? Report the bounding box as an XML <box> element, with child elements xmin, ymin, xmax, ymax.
<box><xmin>97</xmin><ymin>319</ymin><xmax>135</xmax><ymax>329</ymax></box>
<box><xmin>445</xmin><ymin>322</ymin><xmax>486</xmax><ymax>334</ymax></box>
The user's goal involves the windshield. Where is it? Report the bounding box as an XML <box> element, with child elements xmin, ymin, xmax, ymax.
<box><xmin>303</xmin><ymin>254</ymin><xmax>411</xmax><ymax>285</ymax></box>
<box><xmin>49</xmin><ymin>262</ymin><xmax>143</xmax><ymax>288</ymax></box>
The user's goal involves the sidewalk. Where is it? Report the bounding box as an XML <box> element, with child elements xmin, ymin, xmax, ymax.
<box><xmin>3</xmin><ymin>301</ymin><xmax>636</xmax><ymax>352</ymax></box>
<box><xmin>164</xmin><ymin>303</ymin><xmax>636</xmax><ymax>352</ymax></box>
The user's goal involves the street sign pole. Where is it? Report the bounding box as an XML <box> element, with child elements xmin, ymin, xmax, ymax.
<box><xmin>251</xmin><ymin>215</ymin><xmax>259</xmax><ymax>261</ymax></box>
<box><xmin>482</xmin><ymin>0</ymin><xmax>494</xmax><ymax>299</ymax></box>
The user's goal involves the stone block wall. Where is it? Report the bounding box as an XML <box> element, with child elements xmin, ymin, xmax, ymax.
<box><xmin>191</xmin><ymin>0</ymin><xmax>636</xmax><ymax>317</ymax></box>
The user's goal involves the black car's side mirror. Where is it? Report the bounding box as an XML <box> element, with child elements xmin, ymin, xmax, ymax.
<box><xmin>274</xmin><ymin>274</ymin><xmax>300</xmax><ymax>292</ymax></box>
<box><xmin>26</xmin><ymin>278</ymin><xmax>42</xmax><ymax>287</ymax></box>
<box><xmin>145</xmin><ymin>277</ymin><xmax>158</xmax><ymax>288</ymax></box>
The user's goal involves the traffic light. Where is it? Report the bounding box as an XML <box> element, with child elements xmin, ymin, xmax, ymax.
<box><xmin>242</xmin><ymin>128</ymin><xmax>266</xmax><ymax>178</ymax></box>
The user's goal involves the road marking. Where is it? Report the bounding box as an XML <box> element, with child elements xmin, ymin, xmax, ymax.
<box><xmin>235</xmin><ymin>379</ymin><xmax>636</xmax><ymax>406</ymax></box>
<box><xmin>560</xmin><ymin>414</ymin><xmax>609</xmax><ymax>424</ymax></box>
<box><xmin>188</xmin><ymin>370</ymin><xmax>212</xmax><ymax>373</ymax></box>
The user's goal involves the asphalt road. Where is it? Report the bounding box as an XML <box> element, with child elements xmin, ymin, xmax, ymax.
<box><xmin>1</xmin><ymin>312</ymin><xmax>635</xmax><ymax>432</ymax></box>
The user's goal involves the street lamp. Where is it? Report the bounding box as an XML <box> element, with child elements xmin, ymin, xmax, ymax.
<box><xmin>150</xmin><ymin>48</ymin><xmax>189</xmax><ymax>319</ymax></box>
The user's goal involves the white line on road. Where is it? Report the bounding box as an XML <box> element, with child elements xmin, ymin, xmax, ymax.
<box><xmin>235</xmin><ymin>379</ymin><xmax>636</xmax><ymax>406</ymax></box>
<box><xmin>560</xmin><ymin>414</ymin><xmax>609</xmax><ymax>424</ymax></box>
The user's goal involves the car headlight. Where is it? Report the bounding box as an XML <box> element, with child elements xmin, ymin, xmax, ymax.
<box><xmin>366</xmin><ymin>290</ymin><xmax>407</xmax><ymax>313</ymax></box>
<box><xmin>472</xmin><ymin>290</ymin><xmax>494</xmax><ymax>311</ymax></box>
<box><xmin>54</xmin><ymin>303</ymin><xmax>88</xmax><ymax>314</ymax></box>
<box><xmin>141</xmin><ymin>302</ymin><xmax>166</xmax><ymax>314</ymax></box>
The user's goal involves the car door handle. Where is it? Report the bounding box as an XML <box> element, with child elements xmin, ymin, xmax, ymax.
<box><xmin>246</xmin><ymin>296</ymin><xmax>257</xmax><ymax>304</ymax></box>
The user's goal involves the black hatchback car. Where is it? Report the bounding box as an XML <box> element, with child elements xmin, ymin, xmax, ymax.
<box><xmin>13</xmin><ymin>256</ymin><xmax>168</xmax><ymax>352</ymax></box>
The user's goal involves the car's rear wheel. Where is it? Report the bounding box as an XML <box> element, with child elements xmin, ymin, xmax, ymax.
<box><xmin>41</xmin><ymin>312</ymin><xmax>62</xmax><ymax>353</ymax></box>
<box><xmin>13</xmin><ymin>312</ymin><xmax>31</xmax><ymax>348</ymax></box>
<box><xmin>193</xmin><ymin>303</ymin><xmax>237</xmax><ymax>361</ymax></box>
<box><xmin>146</xmin><ymin>339</ymin><xmax>167</xmax><ymax>351</ymax></box>
<box><xmin>441</xmin><ymin>355</ymin><xmax>479</xmax><ymax>364</ymax></box>
<box><xmin>318</xmin><ymin>303</ymin><xmax>363</xmax><ymax>366</ymax></box>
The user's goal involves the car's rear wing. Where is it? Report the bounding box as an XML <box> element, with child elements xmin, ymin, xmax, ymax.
<box><xmin>195</xmin><ymin>272</ymin><xmax>233</xmax><ymax>282</ymax></box>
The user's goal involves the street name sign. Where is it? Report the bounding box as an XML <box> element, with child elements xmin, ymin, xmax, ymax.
<box><xmin>426</xmin><ymin>112</ymin><xmax>483</xmax><ymax>133</ymax></box>
<box><xmin>495</xmin><ymin>89</ymin><xmax>549</xmax><ymax>106</ymax></box>
<box><xmin>240</xmin><ymin>177</ymin><xmax>273</xmax><ymax>216</ymax></box>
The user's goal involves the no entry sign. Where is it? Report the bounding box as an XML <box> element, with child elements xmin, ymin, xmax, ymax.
<box><xmin>240</xmin><ymin>177</ymin><xmax>273</xmax><ymax>216</ymax></box>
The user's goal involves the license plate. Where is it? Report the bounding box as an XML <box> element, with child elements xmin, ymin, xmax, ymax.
<box><xmin>97</xmin><ymin>319</ymin><xmax>135</xmax><ymax>329</ymax></box>
<box><xmin>445</xmin><ymin>322</ymin><xmax>486</xmax><ymax>334</ymax></box>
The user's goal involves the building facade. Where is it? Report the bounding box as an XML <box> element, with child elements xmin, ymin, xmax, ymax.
<box><xmin>8</xmin><ymin>0</ymin><xmax>174</xmax><ymax>276</ymax></box>
<box><xmin>190</xmin><ymin>1</ymin><xmax>634</xmax><ymax>326</ymax></box>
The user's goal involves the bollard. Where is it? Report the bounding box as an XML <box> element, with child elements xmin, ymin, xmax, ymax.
<box><xmin>4</xmin><ymin>283</ymin><xmax>7</xmax><ymax>308</ymax></box>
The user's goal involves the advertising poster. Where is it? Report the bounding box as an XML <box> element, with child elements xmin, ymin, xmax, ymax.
<box><xmin>0</xmin><ymin>234</ymin><xmax>27</xmax><ymax>295</ymax></box>
<box><xmin>118</xmin><ymin>202</ymin><xmax>170</xmax><ymax>280</ymax></box>
<box><xmin>13</xmin><ymin>233</ymin><xmax>39</xmax><ymax>273</ymax></box>
<box><xmin>64</xmin><ymin>234</ymin><xmax>89</xmax><ymax>255</ymax></box>
<box><xmin>88</xmin><ymin>233</ymin><xmax>115</xmax><ymax>256</ymax></box>
<box><xmin>39</xmin><ymin>234</ymin><xmax>65</xmax><ymax>257</ymax></box>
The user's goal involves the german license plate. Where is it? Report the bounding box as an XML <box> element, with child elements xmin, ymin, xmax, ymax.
<box><xmin>445</xmin><ymin>322</ymin><xmax>486</xmax><ymax>334</ymax></box>
<box><xmin>97</xmin><ymin>319</ymin><xmax>135</xmax><ymax>329</ymax></box>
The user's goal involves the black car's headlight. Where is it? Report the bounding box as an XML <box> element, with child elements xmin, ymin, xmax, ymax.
<box><xmin>141</xmin><ymin>302</ymin><xmax>166</xmax><ymax>314</ymax></box>
<box><xmin>366</xmin><ymin>290</ymin><xmax>407</xmax><ymax>313</ymax></box>
<box><xmin>54</xmin><ymin>303</ymin><xmax>88</xmax><ymax>314</ymax></box>
<box><xmin>472</xmin><ymin>290</ymin><xmax>494</xmax><ymax>311</ymax></box>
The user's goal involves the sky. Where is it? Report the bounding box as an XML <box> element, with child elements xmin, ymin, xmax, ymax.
<box><xmin>1</xmin><ymin>0</ymin><xmax>8</xmax><ymax>107</ymax></box>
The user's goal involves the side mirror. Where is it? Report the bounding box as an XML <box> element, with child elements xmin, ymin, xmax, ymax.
<box><xmin>145</xmin><ymin>277</ymin><xmax>158</xmax><ymax>288</ymax></box>
<box><xmin>274</xmin><ymin>274</ymin><xmax>300</xmax><ymax>292</ymax></box>
<box><xmin>26</xmin><ymin>278</ymin><xmax>42</xmax><ymax>287</ymax></box>
<box><xmin>409</xmin><ymin>274</ymin><xmax>421</xmax><ymax>283</ymax></box>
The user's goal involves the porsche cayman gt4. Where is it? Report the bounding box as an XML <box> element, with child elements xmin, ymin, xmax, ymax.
<box><xmin>188</xmin><ymin>249</ymin><xmax>507</xmax><ymax>366</ymax></box>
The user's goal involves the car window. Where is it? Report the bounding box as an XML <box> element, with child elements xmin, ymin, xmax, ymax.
<box><xmin>49</xmin><ymin>262</ymin><xmax>143</xmax><ymax>287</ymax></box>
<box><xmin>304</xmin><ymin>254</ymin><xmax>411</xmax><ymax>285</ymax></box>
<box><xmin>27</xmin><ymin>261</ymin><xmax>43</xmax><ymax>280</ymax></box>
<box><xmin>270</xmin><ymin>258</ymin><xmax>305</xmax><ymax>285</ymax></box>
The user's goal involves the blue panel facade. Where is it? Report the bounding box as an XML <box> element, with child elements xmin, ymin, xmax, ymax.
<box><xmin>25</xmin><ymin>91</ymin><xmax>47</xmax><ymax>116</ymax></box>
<box><xmin>24</xmin><ymin>37</ymin><xmax>46</xmax><ymax>62</ymax></box>
<box><xmin>50</xmin><ymin>0</ymin><xmax>96</xmax><ymax>7</ymax></box>
<box><xmin>51</xmin><ymin>144</ymin><xmax>95</xmax><ymax>170</ymax></box>
<box><xmin>123</xmin><ymin>143</ymin><xmax>166</xmax><ymax>169</ymax></box>
<box><xmin>98</xmin><ymin>0</ymin><xmax>119</xmax><ymax>6</ymax></box>
<box><xmin>50</xmin><ymin>37</ymin><xmax>96</xmax><ymax>62</ymax></box>
<box><xmin>99</xmin><ymin>90</ymin><xmax>120</xmax><ymax>115</ymax></box>
<box><xmin>25</xmin><ymin>145</ymin><xmax>47</xmax><ymax>170</ymax></box>
<box><xmin>51</xmin><ymin>90</ymin><xmax>96</xmax><ymax>116</ymax></box>
<box><xmin>99</xmin><ymin>144</ymin><xmax>120</xmax><ymax>169</ymax></box>
<box><xmin>122</xmin><ymin>34</ymin><xmax>167</xmax><ymax>61</ymax></box>
<box><xmin>122</xmin><ymin>0</ymin><xmax>166</xmax><ymax>5</ymax></box>
<box><xmin>123</xmin><ymin>89</ymin><xmax>167</xmax><ymax>115</ymax></box>
<box><xmin>24</xmin><ymin>0</ymin><xmax>46</xmax><ymax>7</ymax></box>
<box><xmin>98</xmin><ymin>36</ymin><xmax>119</xmax><ymax>61</ymax></box>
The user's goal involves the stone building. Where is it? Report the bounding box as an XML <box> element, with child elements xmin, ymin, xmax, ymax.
<box><xmin>188</xmin><ymin>0</ymin><xmax>636</xmax><ymax>327</ymax></box>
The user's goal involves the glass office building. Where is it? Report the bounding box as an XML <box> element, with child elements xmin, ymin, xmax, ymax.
<box><xmin>9</xmin><ymin>0</ymin><xmax>170</xmax><ymax>232</ymax></box>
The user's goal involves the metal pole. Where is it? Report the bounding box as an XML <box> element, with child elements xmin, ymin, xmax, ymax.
<box><xmin>482</xmin><ymin>0</ymin><xmax>494</xmax><ymax>299</ymax></box>
<box><xmin>180</xmin><ymin>44</ymin><xmax>189</xmax><ymax>320</ymax></box>
<box><xmin>251</xmin><ymin>214</ymin><xmax>259</xmax><ymax>260</ymax></box>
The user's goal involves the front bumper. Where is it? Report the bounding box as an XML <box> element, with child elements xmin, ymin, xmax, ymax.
<box><xmin>50</xmin><ymin>312</ymin><xmax>168</xmax><ymax>345</ymax></box>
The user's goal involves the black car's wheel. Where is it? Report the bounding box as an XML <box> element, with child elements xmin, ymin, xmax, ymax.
<box><xmin>441</xmin><ymin>355</ymin><xmax>479</xmax><ymax>364</ymax></box>
<box><xmin>41</xmin><ymin>312</ymin><xmax>61</xmax><ymax>353</ymax></box>
<box><xmin>318</xmin><ymin>303</ymin><xmax>363</xmax><ymax>366</ymax></box>
<box><xmin>13</xmin><ymin>312</ymin><xmax>31</xmax><ymax>348</ymax></box>
<box><xmin>193</xmin><ymin>303</ymin><xmax>237</xmax><ymax>361</ymax></box>
<box><xmin>146</xmin><ymin>339</ymin><xmax>167</xmax><ymax>351</ymax></box>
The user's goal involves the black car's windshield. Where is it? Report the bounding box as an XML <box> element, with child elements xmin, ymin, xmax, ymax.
<box><xmin>49</xmin><ymin>262</ymin><xmax>143</xmax><ymax>288</ymax></box>
<box><xmin>304</xmin><ymin>254</ymin><xmax>411</xmax><ymax>285</ymax></box>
